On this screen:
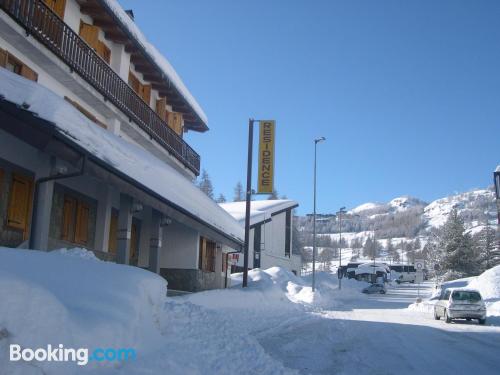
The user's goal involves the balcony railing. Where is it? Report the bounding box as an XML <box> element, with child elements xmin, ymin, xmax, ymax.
<box><xmin>1</xmin><ymin>0</ymin><xmax>201</xmax><ymax>175</ymax></box>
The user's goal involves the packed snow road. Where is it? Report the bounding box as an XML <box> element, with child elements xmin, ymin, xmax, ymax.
<box><xmin>258</xmin><ymin>281</ymin><xmax>500</xmax><ymax>375</ymax></box>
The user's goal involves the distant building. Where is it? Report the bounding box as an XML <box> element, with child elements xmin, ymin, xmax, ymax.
<box><xmin>0</xmin><ymin>0</ymin><xmax>243</xmax><ymax>292</ymax></box>
<box><xmin>220</xmin><ymin>200</ymin><xmax>301</xmax><ymax>275</ymax></box>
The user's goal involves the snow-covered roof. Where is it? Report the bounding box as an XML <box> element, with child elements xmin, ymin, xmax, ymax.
<box><xmin>496</xmin><ymin>165</ymin><xmax>500</xmax><ymax>172</ymax></box>
<box><xmin>219</xmin><ymin>200</ymin><xmax>298</xmax><ymax>226</ymax></box>
<box><xmin>0</xmin><ymin>69</ymin><xmax>242</xmax><ymax>242</ymax></box>
<box><xmin>99</xmin><ymin>0</ymin><xmax>208</xmax><ymax>128</ymax></box>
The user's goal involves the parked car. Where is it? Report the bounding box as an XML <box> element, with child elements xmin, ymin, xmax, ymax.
<box><xmin>396</xmin><ymin>273</ymin><xmax>416</xmax><ymax>284</ymax></box>
<box><xmin>362</xmin><ymin>283</ymin><xmax>387</xmax><ymax>294</ymax></box>
<box><xmin>434</xmin><ymin>289</ymin><xmax>487</xmax><ymax>325</ymax></box>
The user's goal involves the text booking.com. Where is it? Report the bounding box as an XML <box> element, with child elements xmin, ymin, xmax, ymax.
<box><xmin>9</xmin><ymin>344</ymin><xmax>136</xmax><ymax>366</ymax></box>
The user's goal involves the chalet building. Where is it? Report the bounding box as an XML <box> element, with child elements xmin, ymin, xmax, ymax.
<box><xmin>0</xmin><ymin>0</ymin><xmax>244</xmax><ymax>292</ymax></box>
<box><xmin>220</xmin><ymin>200</ymin><xmax>302</xmax><ymax>275</ymax></box>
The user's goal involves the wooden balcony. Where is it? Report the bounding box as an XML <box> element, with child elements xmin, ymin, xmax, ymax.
<box><xmin>1</xmin><ymin>0</ymin><xmax>201</xmax><ymax>175</ymax></box>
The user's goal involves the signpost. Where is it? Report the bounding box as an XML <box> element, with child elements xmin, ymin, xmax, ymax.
<box><xmin>242</xmin><ymin>119</ymin><xmax>275</xmax><ymax>287</ymax></box>
<box><xmin>415</xmin><ymin>259</ymin><xmax>425</xmax><ymax>299</ymax></box>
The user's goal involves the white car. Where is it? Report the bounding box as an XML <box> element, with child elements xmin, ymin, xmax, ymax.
<box><xmin>434</xmin><ymin>288</ymin><xmax>487</xmax><ymax>325</ymax></box>
<box><xmin>395</xmin><ymin>273</ymin><xmax>416</xmax><ymax>284</ymax></box>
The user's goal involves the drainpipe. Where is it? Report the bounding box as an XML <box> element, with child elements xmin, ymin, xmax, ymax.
<box><xmin>29</xmin><ymin>155</ymin><xmax>87</xmax><ymax>250</ymax></box>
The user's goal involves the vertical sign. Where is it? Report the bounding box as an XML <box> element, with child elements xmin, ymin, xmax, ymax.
<box><xmin>257</xmin><ymin>120</ymin><xmax>275</xmax><ymax>193</ymax></box>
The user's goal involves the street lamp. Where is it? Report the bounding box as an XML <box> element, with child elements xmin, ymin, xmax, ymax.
<box><xmin>337</xmin><ymin>207</ymin><xmax>347</xmax><ymax>290</ymax></box>
<box><xmin>312</xmin><ymin>136</ymin><xmax>326</xmax><ymax>292</ymax></box>
<box><xmin>494</xmin><ymin>166</ymin><xmax>500</xmax><ymax>251</ymax></box>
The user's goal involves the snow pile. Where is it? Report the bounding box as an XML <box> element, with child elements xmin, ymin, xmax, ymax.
<box><xmin>469</xmin><ymin>265</ymin><xmax>500</xmax><ymax>315</ymax></box>
<box><xmin>0</xmin><ymin>247</ymin><xmax>167</xmax><ymax>374</ymax></box>
<box><xmin>50</xmin><ymin>247</ymin><xmax>101</xmax><ymax>261</ymax></box>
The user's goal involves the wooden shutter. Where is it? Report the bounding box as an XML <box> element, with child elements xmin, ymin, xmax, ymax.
<box><xmin>0</xmin><ymin>48</ymin><xmax>7</xmax><ymax>68</ymax></box>
<box><xmin>44</xmin><ymin>0</ymin><xmax>66</xmax><ymax>18</ymax></box>
<box><xmin>20</xmin><ymin>64</ymin><xmax>38</xmax><ymax>82</ymax></box>
<box><xmin>156</xmin><ymin>97</ymin><xmax>167</xmax><ymax>121</ymax></box>
<box><xmin>74</xmin><ymin>201</ymin><xmax>90</xmax><ymax>245</ymax></box>
<box><xmin>61</xmin><ymin>195</ymin><xmax>76</xmax><ymax>241</ymax></box>
<box><xmin>96</xmin><ymin>41</ymin><xmax>111</xmax><ymax>64</ymax></box>
<box><xmin>128</xmin><ymin>70</ymin><xmax>141</xmax><ymax>94</ymax></box>
<box><xmin>141</xmin><ymin>84</ymin><xmax>151</xmax><ymax>105</ymax></box>
<box><xmin>198</xmin><ymin>237</ymin><xmax>205</xmax><ymax>270</ymax></box>
<box><xmin>168</xmin><ymin>111</ymin><xmax>183</xmax><ymax>136</ymax></box>
<box><xmin>79</xmin><ymin>21</ymin><xmax>99</xmax><ymax>50</ymax></box>
<box><xmin>108</xmin><ymin>212</ymin><xmax>118</xmax><ymax>254</ymax></box>
<box><xmin>7</xmin><ymin>174</ymin><xmax>33</xmax><ymax>234</ymax></box>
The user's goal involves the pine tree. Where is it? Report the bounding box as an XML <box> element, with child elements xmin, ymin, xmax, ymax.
<box><xmin>386</xmin><ymin>239</ymin><xmax>395</xmax><ymax>259</ymax></box>
<box><xmin>440</xmin><ymin>209</ymin><xmax>477</xmax><ymax>277</ymax></box>
<box><xmin>216</xmin><ymin>194</ymin><xmax>227</xmax><ymax>203</ymax></box>
<box><xmin>198</xmin><ymin>169</ymin><xmax>214</xmax><ymax>199</ymax></box>
<box><xmin>233</xmin><ymin>182</ymin><xmax>244</xmax><ymax>202</ymax></box>
<box><xmin>474</xmin><ymin>222</ymin><xmax>500</xmax><ymax>272</ymax></box>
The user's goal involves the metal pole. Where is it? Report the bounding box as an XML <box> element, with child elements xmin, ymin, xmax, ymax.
<box><xmin>242</xmin><ymin>119</ymin><xmax>254</xmax><ymax>288</ymax></box>
<box><xmin>339</xmin><ymin>211</ymin><xmax>342</xmax><ymax>290</ymax></box>
<box><xmin>312</xmin><ymin>141</ymin><xmax>317</xmax><ymax>292</ymax></box>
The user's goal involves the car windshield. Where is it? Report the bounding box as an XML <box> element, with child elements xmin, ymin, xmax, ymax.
<box><xmin>452</xmin><ymin>291</ymin><xmax>482</xmax><ymax>303</ymax></box>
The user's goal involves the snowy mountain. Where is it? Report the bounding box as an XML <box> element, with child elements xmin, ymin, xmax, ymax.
<box><xmin>298</xmin><ymin>187</ymin><xmax>497</xmax><ymax>257</ymax></box>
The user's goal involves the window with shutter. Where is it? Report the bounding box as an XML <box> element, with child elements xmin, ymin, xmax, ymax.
<box><xmin>7</xmin><ymin>174</ymin><xmax>33</xmax><ymax>236</ymax></box>
<box><xmin>0</xmin><ymin>49</ymin><xmax>38</xmax><ymax>82</ymax></box>
<box><xmin>79</xmin><ymin>21</ymin><xmax>99</xmax><ymax>50</ymax></box>
<box><xmin>198</xmin><ymin>237</ymin><xmax>216</xmax><ymax>272</ymax></box>
<box><xmin>61</xmin><ymin>196</ymin><xmax>76</xmax><ymax>241</ymax></box>
<box><xmin>74</xmin><ymin>201</ymin><xmax>90</xmax><ymax>245</ymax></box>
<box><xmin>108</xmin><ymin>211</ymin><xmax>118</xmax><ymax>254</ymax></box>
<box><xmin>156</xmin><ymin>97</ymin><xmax>167</xmax><ymax>121</ymax></box>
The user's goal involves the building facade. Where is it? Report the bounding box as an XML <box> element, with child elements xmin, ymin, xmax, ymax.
<box><xmin>0</xmin><ymin>0</ymin><xmax>243</xmax><ymax>292</ymax></box>
<box><xmin>220</xmin><ymin>200</ymin><xmax>301</xmax><ymax>275</ymax></box>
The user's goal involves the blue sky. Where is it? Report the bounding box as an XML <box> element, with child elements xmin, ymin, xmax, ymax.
<box><xmin>119</xmin><ymin>0</ymin><xmax>499</xmax><ymax>214</ymax></box>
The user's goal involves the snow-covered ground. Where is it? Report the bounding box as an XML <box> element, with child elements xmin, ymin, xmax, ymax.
<box><xmin>1</xmin><ymin>247</ymin><xmax>500</xmax><ymax>374</ymax></box>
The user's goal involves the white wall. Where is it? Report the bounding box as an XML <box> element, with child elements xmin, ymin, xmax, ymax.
<box><xmin>161</xmin><ymin>221</ymin><xmax>199</xmax><ymax>269</ymax></box>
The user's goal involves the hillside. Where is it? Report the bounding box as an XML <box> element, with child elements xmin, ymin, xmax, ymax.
<box><xmin>297</xmin><ymin>186</ymin><xmax>497</xmax><ymax>263</ymax></box>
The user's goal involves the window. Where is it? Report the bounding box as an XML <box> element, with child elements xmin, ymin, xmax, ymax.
<box><xmin>198</xmin><ymin>237</ymin><xmax>216</xmax><ymax>272</ymax></box>
<box><xmin>43</xmin><ymin>0</ymin><xmax>66</xmax><ymax>19</ymax></box>
<box><xmin>61</xmin><ymin>194</ymin><xmax>90</xmax><ymax>245</ymax></box>
<box><xmin>79</xmin><ymin>21</ymin><xmax>110</xmax><ymax>64</ymax></box>
<box><xmin>285</xmin><ymin>210</ymin><xmax>291</xmax><ymax>257</ymax></box>
<box><xmin>0</xmin><ymin>49</ymin><xmax>38</xmax><ymax>82</ymax></box>
<box><xmin>7</xmin><ymin>173</ymin><xmax>33</xmax><ymax>239</ymax></box>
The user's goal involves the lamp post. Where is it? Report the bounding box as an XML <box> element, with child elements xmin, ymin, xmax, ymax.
<box><xmin>337</xmin><ymin>207</ymin><xmax>346</xmax><ymax>290</ymax></box>
<box><xmin>312</xmin><ymin>136</ymin><xmax>326</xmax><ymax>292</ymax></box>
<box><xmin>494</xmin><ymin>167</ymin><xmax>500</xmax><ymax>252</ymax></box>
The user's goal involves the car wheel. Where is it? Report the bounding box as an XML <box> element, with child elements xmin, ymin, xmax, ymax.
<box><xmin>380</xmin><ymin>290</ymin><xmax>386</xmax><ymax>294</ymax></box>
<box><xmin>466</xmin><ymin>318</ymin><xmax>471</xmax><ymax>321</ymax></box>
<box><xmin>434</xmin><ymin>309</ymin><xmax>440</xmax><ymax>320</ymax></box>
<box><xmin>445</xmin><ymin>310</ymin><xmax>452</xmax><ymax>323</ymax></box>
<box><xmin>478</xmin><ymin>318</ymin><xmax>486</xmax><ymax>325</ymax></box>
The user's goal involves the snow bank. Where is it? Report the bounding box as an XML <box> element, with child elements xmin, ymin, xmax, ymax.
<box><xmin>409</xmin><ymin>266</ymin><xmax>500</xmax><ymax>318</ymax></box>
<box><xmin>0</xmin><ymin>247</ymin><xmax>167</xmax><ymax>374</ymax></box>
<box><xmin>469</xmin><ymin>266</ymin><xmax>500</xmax><ymax>316</ymax></box>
